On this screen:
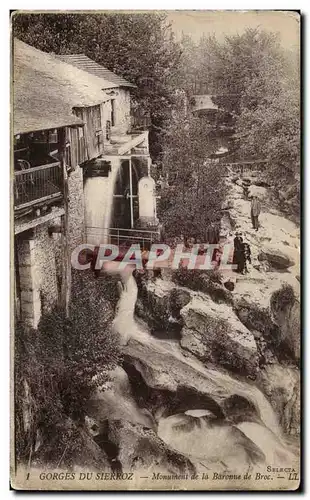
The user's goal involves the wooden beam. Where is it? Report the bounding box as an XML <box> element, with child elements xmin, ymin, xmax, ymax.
<box><xmin>14</xmin><ymin>192</ymin><xmax>62</xmax><ymax>211</ymax></box>
<box><xmin>58</xmin><ymin>128</ymin><xmax>70</xmax><ymax>318</ymax></box>
<box><xmin>14</xmin><ymin>207</ymin><xmax>65</xmax><ymax>235</ymax></box>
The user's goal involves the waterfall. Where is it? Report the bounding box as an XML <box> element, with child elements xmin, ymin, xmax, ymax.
<box><xmin>106</xmin><ymin>268</ymin><xmax>296</xmax><ymax>469</ymax></box>
<box><xmin>84</xmin><ymin>160</ymin><xmax>121</xmax><ymax>245</ymax></box>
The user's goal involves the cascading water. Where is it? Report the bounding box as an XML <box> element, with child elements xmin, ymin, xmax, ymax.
<box><xmin>106</xmin><ymin>266</ymin><xmax>298</xmax><ymax>471</ymax></box>
<box><xmin>84</xmin><ymin>160</ymin><xmax>121</xmax><ymax>245</ymax></box>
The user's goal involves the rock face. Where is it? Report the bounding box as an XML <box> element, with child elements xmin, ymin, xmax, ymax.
<box><xmin>258</xmin><ymin>244</ymin><xmax>296</xmax><ymax>270</ymax></box>
<box><xmin>257</xmin><ymin>365</ymin><xmax>300</xmax><ymax>435</ymax></box>
<box><xmin>107</xmin><ymin>420</ymin><xmax>196</xmax><ymax>475</ymax></box>
<box><xmin>135</xmin><ymin>278</ymin><xmax>188</xmax><ymax>333</ymax></box>
<box><xmin>123</xmin><ymin>329</ymin><xmax>281</xmax><ymax>436</ymax></box>
<box><xmin>180</xmin><ymin>295</ymin><xmax>259</xmax><ymax>377</ymax></box>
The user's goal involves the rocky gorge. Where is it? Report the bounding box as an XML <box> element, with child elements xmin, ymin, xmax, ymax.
<box><xmin>80</xmin><ymin>166</ymin><xmax>300</xmax><ymax>489</ymax></box>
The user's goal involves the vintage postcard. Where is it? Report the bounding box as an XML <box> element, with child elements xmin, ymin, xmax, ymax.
<box><xmin>11</xmin><ymin>10</ymin><xmax>300</xmax><ymax>491</ymax></box>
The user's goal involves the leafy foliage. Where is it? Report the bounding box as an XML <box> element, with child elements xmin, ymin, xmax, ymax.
<box><xmin>270</xmin><ymin>284</ymin><xmax>296</xmax><ymax>313</ymax></box>
<box><xmin>178</xmin><ymin>28</ymin><xmax>300</xmax><ymax>218</ymax></box>
<box><xmin>15</xmin><ymin>270</ymin><xmax>121</xmax><ymax>465</ymax></box>
<box><xmin>159</xmin><ymin>112</ymin><xmax>227</xmax><ymax>239</ymax></box>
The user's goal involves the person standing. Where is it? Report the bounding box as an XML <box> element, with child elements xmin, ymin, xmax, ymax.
<box><xmin>233</xmin><ymin>232</ymin><xmax>243</xmax><ymax>272</ymax></box>
<box><xmin>251</xmin><ymin>195</ymin><xmax>261</xmax><ymax>231</ymax></box>
<box><xmin>241</xmin><ymin>241</ymin><xmax>252</xmax><ymax>274</ymax></box>
<box><xmin>206</xmin><ymin>222</ymin><xmax>220</xmax><ymax>244</ymax></box>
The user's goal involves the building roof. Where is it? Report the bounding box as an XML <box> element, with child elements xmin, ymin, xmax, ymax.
<box><xmin>55</xmin><ymin>54</ymin><xmax>136</xmax><ymax>89</ymax></box>
<box><xmin>13</xmin><ymin>39</ymin><xmax>115</xmax><ymax>135</ymax></box>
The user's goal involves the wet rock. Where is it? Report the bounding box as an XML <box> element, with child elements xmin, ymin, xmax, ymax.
<box><xmin>180</xmin><ymin>296</ymin><xmax>259</xmax><ymax>377</ymax></box>
<box><xmin>224</xmin><ymin>279</ymin><xmax>235</xmax><ymax>291</ymax></box>
<box><xmin>248</xmin><ymin>185</ymin><xmax>268</xmax><ymax>200</ymax></box>
<box><xmin>88</xmin><ymin>366</ymin><xmax>156</xmax><ymax>430</ymax></box>
<box><xmin>172</xmin><ymin>269</ymin><xmax>233</xmax><ymax>305</ymax></box>
<box><xmin>258</xmin><ymin>244</ymin><xmax>296</xmax><ymax>269</ymax></box>
<box><xmin>257</xmin><ymin>364</ymin><xmax>300</xmax><ymax>435</ymax></box>
<box><xmin>107</xmin><ymin>419</ymin><xmax>196</xmax><ymax>475</ymax></box>
<box><xmin>135</xmin><ymin>279</ymin><xmax>176</xmax><ymax>330</ymax></box>
<box><xmin>123</xmin><ymin>327</ymin><xmax>281</xmax><ymax>434</ymax></box>
<box><xmin>158</xmin><ymin>413</ymin><xmax>266</xmax><ymax>469</ymax></box>
<box><xmin>169</xmin><ymin>288</ymin><xmax>191</xmax><ymax>317</ymax></box>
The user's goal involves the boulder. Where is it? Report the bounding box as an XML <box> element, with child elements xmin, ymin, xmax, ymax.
<box><xmin>135</xmin><ymin>279</ymin><xmax>177</xmax><ymax>330</ymax></box>
<box><xmin>107</xmin><ymin>420</ymin><xmax>196</xmax><ymax>476</ymax></box>
<box><xmin>257</xmin><ymin>365</ymin><xmax>300</xmax><ymax>435</ymax></box>
<box><xmin>248</xmin><ymin>185</ymin><xmax>268</xmax><ymax>200</ymax></box>
<box><xmin>234</xmin><ymin>297</ymin><xmax>278</xmax><ymax>342</ymax></box>
<box><xmin>258</xmin><ymin>244</ymin><xmax>296</xmax><ymax>269</ymax></box>
<box><xmin>180</xmin><ymin>296</ymin><xmax>259</xmax><ymax>377</ymax></box>
<box><xmin>233</xmin><ymin>277</ymin><xmax>300</xmax><ymax>363</ymax></box>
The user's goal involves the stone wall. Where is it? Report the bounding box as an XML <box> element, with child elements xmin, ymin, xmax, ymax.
<box><xmin>68</xmin><ymin>165</ymin><xmax>85</xmax><ymax>251</ymax></box>
<box><xmin>16</xmin><ymin>164</ymin><xmax>85</xmax><ymax>329</ymax></box>
<box><xmin>16</xmin><ymin>220</ymin><xmax>62</xmax><ymax>329</ymax></box>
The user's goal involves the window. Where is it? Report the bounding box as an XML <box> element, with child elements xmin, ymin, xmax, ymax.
<box><xmin>92</xmin><ymin>105</ymin><xmax>103</xmax><ymax>153</ymax></box>
<box><xmin>111</xmin><ymin>99</ymin><xmax>116</xmax><ymax>127</ymax></box>
<box><xmin>49</xmin><ymin>129</ymin><xmax>58</xmax><ymax>143</ymax></box>
<box><xmin>77</xmin><ymin>127</ymin><xmax>86</xmax><ymax>164</ymax></box>
<box><xmin>106</xmin><ymin>120</ymin><xmax>111</xmax><ymax>141</ymax></box>
<box><xmin>65</xmin><ymin>142</ymin><xmax>71</xmax><ymax>168</ymax></box>
<box><xmin>96</xmin><ymin>130</ymin><xmax>103</xmax><ymax>151</ymax></box>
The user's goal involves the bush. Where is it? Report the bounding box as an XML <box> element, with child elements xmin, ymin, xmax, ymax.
<box><xmin>15</xmin><ymin>269</ymin><xmax>121</xmax><ymax>466</ymax></box>
<box><xmin>270</xmin><ymin>284</ymin><xmax>296</xmax><ymax>313</ymax></box>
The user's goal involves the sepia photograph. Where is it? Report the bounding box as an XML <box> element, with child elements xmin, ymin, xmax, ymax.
<box><xmin>10</xmin><ymin>10</ymin><xmax>300</xmax><ymax>491</ymax></box>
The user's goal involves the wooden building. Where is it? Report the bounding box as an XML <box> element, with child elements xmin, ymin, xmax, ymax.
<box><xmin>56</xmin><ymin>53</ymin><xmax>156</xmax><ymax>243</ymax></box>
<box><xmin>13</xmin><ymin>39</ymin><xmax>119</xmax><ymax>327</ymax></box>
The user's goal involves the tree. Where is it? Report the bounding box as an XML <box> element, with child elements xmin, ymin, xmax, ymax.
<box><xmin>159</xmin><ymin>110</ymin><xmax>227</xmax><ymax>239</ymax></box>
<box><xmin>178</xmin><ymin>28</ymin><xmax>300</xmax><ymax>217</ymax></box>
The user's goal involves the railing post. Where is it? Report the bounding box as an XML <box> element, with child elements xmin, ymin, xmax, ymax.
<box><xmin>58</xmin><ymin>128</ymin><xmax>70</xmax><ymax>318</ymax></box>
<box><xmin>129</xmin><ymin>158</ymin><xmax>134</xmax><ymax>229</ymax></box>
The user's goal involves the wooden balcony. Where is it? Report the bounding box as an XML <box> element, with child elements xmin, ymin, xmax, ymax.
<box><xmin>130</xmin><ymin>114</ymin><xmax>152</xmax><ymax>131</ymax></box>
<box><xmin>14</xmin><ymin>161</ymin><xmax>63</xmax><ymax>210</ymax></box>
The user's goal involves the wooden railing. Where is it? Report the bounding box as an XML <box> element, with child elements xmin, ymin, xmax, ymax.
<box><xmin>86</xmin><ymin>226</ymin><xmax>160</xmax><ymax>247</ymax></box>
<box><xmin>130</xmin><ymin>114</ymin><xmax>152</xmax><ymax>130</ymax></box>
<box><xmin>14</xmin><ymin>162</ymin><xmax>63</xmax><ymax>209</ymax></box>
